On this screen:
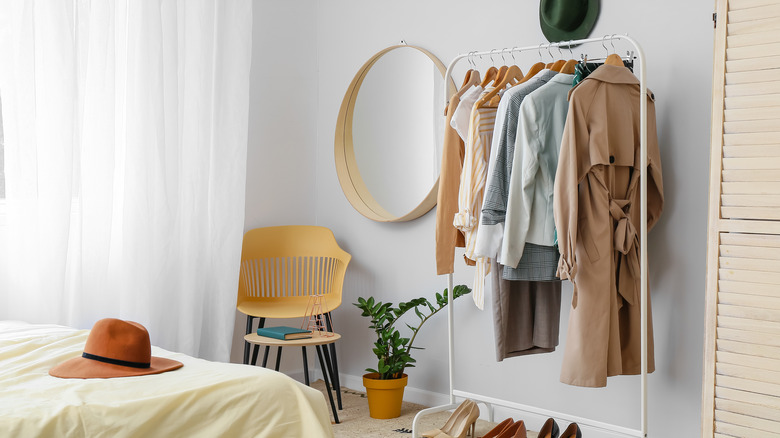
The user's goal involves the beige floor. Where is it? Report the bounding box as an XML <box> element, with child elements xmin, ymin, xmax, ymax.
<box><xmin>311</xmin><ymin>380</ymin><xmax>539</xmax><ymax>438</ymax></box>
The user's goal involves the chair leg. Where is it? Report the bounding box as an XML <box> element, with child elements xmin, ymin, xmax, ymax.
<box><xmin>320</xmin><ymin>341</ymin><xmax>342</xmax><ymax>410</ymax></box>
<box><xmin>243</xmin><ymin>315</ymin><xmax>254</xmax><ymax>365</ymax></box>
<box><xmin>302</xmin><ymin>347</ymin><xmax>310</xmax><ymax>386</ymax></box>
<box><xmin>325</xmin><ymin>312</ymin><xmax>343</xmax><ymax>409</ymax></box>
<box><xmin>315</xmin><ymin>345</ymin><xmax>339</xmax><ymax>424</ymax></box>
<box><xmin>262</xmin><ymin>346</ymin><xmax>270</xmax><ymax>367</ymax></box>
<box><xmin>275</xmin><ymin>346</ymin><xmax>282</xmax><ymax>371</ymax></box>
<box><xmin>251</xmin><ymin>345</ymin><xmax>259</xmax><ymax>365</ymax></box>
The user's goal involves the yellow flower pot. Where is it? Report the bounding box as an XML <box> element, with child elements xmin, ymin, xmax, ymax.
<box><xmin>362</xmin><ymin>373</ymin><xmax>408</xmax><ymax>419</ymax></box>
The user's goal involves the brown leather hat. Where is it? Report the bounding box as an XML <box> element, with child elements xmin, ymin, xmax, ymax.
<box><xmin>50</xmin><ymin>318</ymin><xmax>183</xmax><ymax>379</ymax></box>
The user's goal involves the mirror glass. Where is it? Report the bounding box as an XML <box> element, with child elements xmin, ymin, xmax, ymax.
<box><xmin>351</xmin><ymin>48</ymin><xmax>444</xmax><ymax>218</ymax></box>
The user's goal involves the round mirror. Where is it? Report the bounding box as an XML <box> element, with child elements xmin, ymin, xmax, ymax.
<box><xmin>335</xmin><ymin>45</ymin><xmax>455</xmax><ymax>222</ymax></box>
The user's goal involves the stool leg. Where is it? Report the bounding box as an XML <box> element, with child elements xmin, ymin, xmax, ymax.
<box><xmin>302</xmin><ymin>347</ymin><xmax>310</xmax><ymax>386</ymax></box>
<box><xmin>262</xmin><ymin>346</ymin><xmax>270</xmax><ymax>367</ymax></box>
<box><xmin>315</xmin><ymin>345</ymin><xmax>339</xmax><ymax>424</ymax></box>
<box><xmin>275</xmin><ymin>346</ymin><xmax>282</xmax><ymax>371</ymax></box>
<box><xmin>324</xmin><ymin>313</ymin><xmax>342</xmax><ymax>409</ymax></box>
<box><xmin>243</xmin><ymin>316</ymin><xmax>254</xmax><ymax>364</ymax></box>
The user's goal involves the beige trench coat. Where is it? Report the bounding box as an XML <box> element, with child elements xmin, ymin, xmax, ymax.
<box><xmin>554</xmin><ymin>65</ymin><xmax>664</xmax><ymax>387</ymax></box>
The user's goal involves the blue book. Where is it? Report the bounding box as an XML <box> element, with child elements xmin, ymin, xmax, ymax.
<box><xmin>257</xmin><ymin>326</ymin><xmax>312</xmax><ymax>340</ymax></box>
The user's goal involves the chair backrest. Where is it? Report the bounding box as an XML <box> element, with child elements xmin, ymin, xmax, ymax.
<box><xmin>237</xmin><ymin>226</ymin><xmax>351</xmax><ymax>319</ymax></box>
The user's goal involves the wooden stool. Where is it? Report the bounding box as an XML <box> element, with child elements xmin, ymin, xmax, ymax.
<box><xmin>244</xmin><ymin>331</ymin><xmax>342</xmax><ymax>423</ymax></box>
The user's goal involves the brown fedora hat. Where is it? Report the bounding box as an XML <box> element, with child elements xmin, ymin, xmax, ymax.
<box><xmin>50</xmin><ymin>318</ymin><xmax>183</xmax><ymax>379</ymax></box>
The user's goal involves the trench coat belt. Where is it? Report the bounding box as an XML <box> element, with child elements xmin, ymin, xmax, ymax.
<box><xmin>610</xmin><ymin>198</ymin><xmax>639</xmax><ymax>306</ymax></box>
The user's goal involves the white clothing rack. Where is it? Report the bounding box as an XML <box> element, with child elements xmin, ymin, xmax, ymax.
<box><xmin>413</xmin><ymin>34</ymin><xmax>648</xmax><ymax>438</ymax></box>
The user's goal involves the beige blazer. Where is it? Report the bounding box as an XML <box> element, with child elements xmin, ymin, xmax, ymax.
<box><xmin>553</xmin><ymin>65</ymin><xmax>664</xmax><ymax>387</ymax></box>
<box><xmin>435</xmin><ymin>94</ymin><xmax>466</xmax><ymax>275</ymax></box>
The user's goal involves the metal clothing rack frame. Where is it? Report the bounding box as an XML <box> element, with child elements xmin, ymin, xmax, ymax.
<box><xmin>412</xmin><ymin>34</ymin><xmax>649</xmax><ymax>438</ymax></box>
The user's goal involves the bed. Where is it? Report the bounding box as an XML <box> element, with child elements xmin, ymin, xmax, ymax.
<box><xmin>0</xmin><ymin>321</ymin><xmax>334</xmax><ymax>437</ymax></box>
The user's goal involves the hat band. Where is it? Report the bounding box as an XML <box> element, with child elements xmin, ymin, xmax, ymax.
<box><xmin>82</xmin><ymin>352</ymin><xmax>151</xmax><ymax>369</ymax></box>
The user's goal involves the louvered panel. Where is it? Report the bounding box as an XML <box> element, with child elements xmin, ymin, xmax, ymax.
<box><xmin>724</xmin><ymin>145</ymin><xmax>780</xmax><ymax>157</ymax></box>
<box><xmin>729</xmin><ymin>3</ymin><xmax>780</xmax><ymax>22</ymax></box>
<box><xmin>706</xmin><ymin>2</ymin><xmax>780</xmax><ymax>435</ymax></box>
<box><xmin>723</xmin><ymin>158</ymin><xmax>780</xmax><ymax>169</ymax></box>
<box><xmin>720</xmin><ymin>244</ymin><xmax>780</xmax><ymax>258</ymax></box>
<box><xmin>715</xmin><ymin>421</ymin><xmax>780</xmax><ymax>438</ymax></box>
<box><xmin>720</xmin><ymin>279</ymin><xmax>780</xmax><ymax>297</ymax></box>
<box><xmin>722</xmin><ymin>170</ymin><xmax>780</xmax><ymax>181</ymax></box>
<box><xmin>726</xmin><ymin>81</ymin><xmax>780</xmax><ymax>98</ymax></box>
<box><xmin>731</xmin><ymin>0</ymin><xmax>780</xmax><ymax>9</ymax></box>
<box><xmin>717</xmin><ymin>386</ymin><xmax>780</xmax><ymax>411</ymax></box>
<box><xmin>728</xmin><ymin>30</ymin><xmax>780</xmax><ymax>48</ymax></box>
<box><xmin>724</xmin><ymin>132</ymin><xmax>780</xmax><ymax>145</ymax></box>
<box><xmin>729</xmin><ymin>16</ymin><xmax>780</xmax><ymax>35</ymax></box>
<box><xmin>718</xmin><ymin>315</ymin><xmax>780</xmax><ymax>334</ymax></box>
<box><xmin>719</xmin><ymin>304</ymin><xmax>780</xmax><ymax>324</ymax></box>
<box><xmin>724</xmin><ymin>106</ymin><xmax>780</xmax><ymax>121</ymax></box>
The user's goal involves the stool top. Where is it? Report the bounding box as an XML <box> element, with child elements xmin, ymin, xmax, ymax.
<box><xmin>244</xmin><ymin>331</ymin><xmax>341</xmax><ymax>347</ymax></box>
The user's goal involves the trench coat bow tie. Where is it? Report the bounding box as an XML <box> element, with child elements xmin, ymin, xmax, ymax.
<box><xmin>610</xmin><ymin>198</ymin><xmax>639</xmax><ymax>306</ymax></box>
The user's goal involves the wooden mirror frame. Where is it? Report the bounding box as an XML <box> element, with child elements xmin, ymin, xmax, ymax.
<box><xmin>334</xmin><ymin>44</ymin><xmax>456</xmax><ymax>222</ymax></box>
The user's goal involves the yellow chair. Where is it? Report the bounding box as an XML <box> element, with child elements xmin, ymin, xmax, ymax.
<box><xmin>237</xmin><ymin>225</ymin><xmax>351</xmax><ymax>406</ymax></box>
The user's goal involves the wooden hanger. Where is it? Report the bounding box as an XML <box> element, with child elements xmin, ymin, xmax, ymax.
<box><xmin>479</xmin><ymin>66</ymin><xmax>499</xmax><ymax>88</ymax></box>
<box><xmin>456</xmin><ymin>69</ymin><xmax>481</xmax><ymax>99</ymax></box>
<box><xmin>605</xmin><ymin>53</ymin><xmax>625</xmax><ymax>66</ymax></box>
<box><xmin>476</xmin><ymin>64</ymin><xmax>524</xmax><ymax>109</ymax></box>
<box><xmin>560</xmin><ymin>59</ymin><xmax>578</xmax><ymax>74</ymax></box>
<box><xmin>519</xmin><ymin>62</ymin><xmax>546</xmax><ymax>84</ymax></box>
<box><xmin>549</xmin><ymin>59</ymin><xmax>566</xmax><ymax>72</ymax></box>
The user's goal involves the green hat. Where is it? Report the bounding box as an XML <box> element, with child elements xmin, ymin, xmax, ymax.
<box><xmin>540</xmin><ymin>0</ymin><xmax>600</xmax><ymax>43</ymax></box>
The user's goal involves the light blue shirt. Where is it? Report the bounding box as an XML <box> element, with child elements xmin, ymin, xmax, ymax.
<box><xmin>501</xmin><ymin>73</ymin><xmax>574</xmax><ymax>268</ymax></box>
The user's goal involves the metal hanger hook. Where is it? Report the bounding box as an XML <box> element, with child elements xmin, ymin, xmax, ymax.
<box><xmin>538</xmin><ymin>43</ymin><xmax>544</xmax><ymax>61</ymax></box>
<box><xmin>546</xmin><ymin>43</ymin><xmax>554</xmax><ymax>62</ymax></box>
<box><xmin>610</xmin><ymin>34</ymin><xmax>618</xmax><ymax>54</ymax></box>
<box><xmin>602</xmin><ymin>35</ymin><xmax>610</xmax><ymax>57</ymax></box>
<box><xmin>489</xmin><ymin>49</ymin><xmax>497</xmax><ymax>65</ymax></box>
<box><xmin>501</xmin><ymin>48</ymin><xmax>509</xmax><ymax>65</ymax></box>
<box><xmin>511</xmin><ymin>46</ymin><xmax>519</xmax><ymax>63</ymax></box>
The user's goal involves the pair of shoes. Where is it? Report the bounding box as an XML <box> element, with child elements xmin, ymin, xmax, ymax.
<box><xmin>537</xmin><ymin>418</ymin><xmax>560</xmax><ymax>438</ymax></box>
<box><xmin>421</xmin><ymin>399</ymin><xmax>480</xmax><ymax>438</ymax></box>
<box><xmin>483</xmin><ymin>417</ymin><xmax>561</xmax><ymax>438</ymax></box>
<box><xmin>480</xmin><ymin>419</ymin><xmax>526</xmax><ymax>438</ymax></box>
<box><xmin>560</xmin><ymin>423</ymin><xmax>582</xmax><ymax>438</ymax></box>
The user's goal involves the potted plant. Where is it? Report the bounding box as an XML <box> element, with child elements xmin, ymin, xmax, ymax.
<box><xmin>354</xmin><ymin>285</ymin><xmax>471</xmax><ymax>419</ymax></box>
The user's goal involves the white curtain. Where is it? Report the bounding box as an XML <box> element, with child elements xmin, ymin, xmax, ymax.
<box><xmin>0</xmin><ymin>0</ymin><xmax>252</xmax><ymax>361</ymax></box>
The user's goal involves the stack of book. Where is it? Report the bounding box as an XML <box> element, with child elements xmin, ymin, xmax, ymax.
<box><xmin>256</xmin><ymin>326</ymin><xmax>312</xmax><ymax>340</ymax></box>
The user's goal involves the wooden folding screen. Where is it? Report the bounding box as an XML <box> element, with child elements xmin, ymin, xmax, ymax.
<box><xmin>703</xmin><ymin>0</ymin><xmax>780</xmax><ymax>436</ymax></box>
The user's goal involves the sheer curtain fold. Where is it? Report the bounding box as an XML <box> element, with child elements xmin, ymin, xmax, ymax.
<box><xmin>0</xmin><ymin>0</ymin><xmax>252</xmax><ymax>361</ymax></box>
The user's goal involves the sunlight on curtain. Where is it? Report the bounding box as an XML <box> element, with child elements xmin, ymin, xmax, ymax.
<box><xmin>0</xmin><ymin>0</ymin><xmax>252</xmax><ymax>361</ymax></box>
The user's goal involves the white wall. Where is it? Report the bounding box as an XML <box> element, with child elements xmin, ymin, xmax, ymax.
<box><xmin>229</xmin><ymin>1</ymin><xmax>319</xmax><ymax>366</ymax></box>
<box><xmin>312</xmin><ymin>1</ymin><xmax>712</xmax><ymax>437</ymax></box>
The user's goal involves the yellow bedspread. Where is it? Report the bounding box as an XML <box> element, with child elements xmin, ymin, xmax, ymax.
<box><xmin>0</xmin><ymin>321</ymin><xmax>334</xmax><ymax>437</ymax></box>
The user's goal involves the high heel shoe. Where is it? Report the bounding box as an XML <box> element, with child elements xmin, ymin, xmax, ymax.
<box><xmin>537</xmin><ymin>418</ymin><xmax>560</xmax><ymax>438</ymax></box>
<box><xmin>560</xmin><ymin>423</ymin><xmax>582</xmax><ymax>438</ymax></box>
<box><xmin>436</xmin><ymin>400</ymin><xmax>480</xmax><ymax>438</ymax></box>
<box><xmin>479</xmin><ymin>417</ymin><xmax>514</xmax><ymax>438</ymax></box>
<box><xmin>495</xmin><ymin>420</ymin><xmax>525</xmax><ymax>438</ymax></box>
<box><xmin>421</xmin><ymin>399</ymin><xmax>477</xmax><ymax>438</ymax></box>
